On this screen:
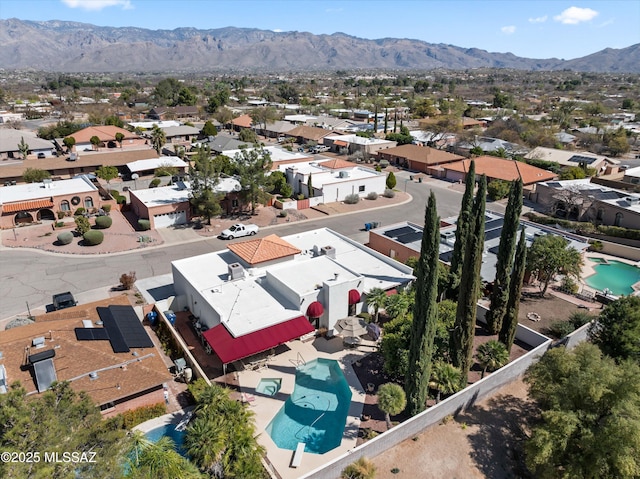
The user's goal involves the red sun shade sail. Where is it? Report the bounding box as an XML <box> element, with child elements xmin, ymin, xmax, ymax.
<box><xmin>306</xmin><ymin>301</ymin><xmax>324</xmax><ymax>318</ymax></box>
<box><xmin>202</xmin><ymin>316</ymin><xmax>314</xmax><ymax>364</ymax></box>
<box><xmin>348</xmin><ymin>289</ymin><xmax>361</xmax><ymax>305</ymax></box>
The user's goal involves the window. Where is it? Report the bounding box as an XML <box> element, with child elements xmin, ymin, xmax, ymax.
<box><xmin>358</xmin><ymin>185</ymin><xmax>365</xmax><ymax>192</ymax></box>
<box><xmin>614</xmin><ymin>212</ymin><xmax>623</xmax><ymax>227</ymax></box>
<box><xmin>84</xmin><ymin>197</ymin><xmax>94</xmax><ymax>208</ymax></box>
<box><xmin>232</xmin><ymin>199</ymin><xmax>239</xmax><ymax>207</ymax></box>
<box><xmin>596</xmin><ymin>208</ymin><xmax>604</xmax><ymax>220</ymax></box>
<box><xmin>60</xmin><ymin>200</ymin><xmax>70</xmax><ymax>211</ymax></box>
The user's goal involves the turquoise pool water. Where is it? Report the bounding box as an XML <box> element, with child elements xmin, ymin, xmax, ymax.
<box><xmin>266</xmin><ymin>358</ymin><xmax>352</xmax><ymax>454</ymax></box>
<box><xmin>145</xmin><ymin>424</ymin><xmax>187</xmax><ymax>457</ymax></box>
<box><xmin>585</xmin><ymin>258</ymin><xmax>640</xmax><ymax>296</ymax></box>
<box><xmin>256</xmin><ymin>378</ymin><xmax>282</xmax><ymax>396</ymax></box>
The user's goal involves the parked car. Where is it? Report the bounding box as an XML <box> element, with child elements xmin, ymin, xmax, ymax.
<box><xmin>52</xmin><ymin>292</ymin><xmax>77</xmax><ymax>311</ymax></box>
<box><xmin>219</xmin><ymin>223</ymin><xmax>259</xmax><ymax>240</ymax></box>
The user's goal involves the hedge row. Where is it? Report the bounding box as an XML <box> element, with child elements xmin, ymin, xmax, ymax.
<box><xmin>110</xmin><ymin>190</ymin><xmax>126</xmax><ymax>205</ymax></box>
<box><xmin>524</xmin><ymin>213</ymin><xmax>640</xmax><ymax>241</ymax></box>
<box><xmin>106</xmin><ymin>403</ymin><xmax>167</xmax><ymax>430</ymax></box>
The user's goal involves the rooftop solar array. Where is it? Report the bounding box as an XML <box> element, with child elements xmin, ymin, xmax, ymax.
<box><xmin>29</xmin><ymin>349</ymin><xmax>55</xmax><ymax>364</ymax></box>
<box><xmin>439</xmin><ymin>251</ymin><xmax>454</xmax><ymax>262</ymax></box>
<box><xmin>75</xmin><ymin>305</ymin><xmax>154</xmax><ymax>353</ymax></box>
<box><xmin>384</xmin><ymin>226</ymin><xmax>415</xmax><ymax>238</ymax></box>
<box><xmin>485</xmin><ymin>228</ymin><xmax>503</xmax><ymax>242</ymax></box>
<box><xmin>568</xmin><ymin>155</ymin><xmax>597</xmax><ymax>165</ymax></box>
<box><xmin>485</xmin><ymin>218</ymin><xmax>504</xmax><ymax>231</ymax></box>
<box><xmin>396</xmin><ymin>231</ymin><xmax>423</xmax><ymax>244</ymax></box>
<box><xmin>33</xmin><ymin>358</ymin><xmax>57</xmax><ymax>393</ymax></box>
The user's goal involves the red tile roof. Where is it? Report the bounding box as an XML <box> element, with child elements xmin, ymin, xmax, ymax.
<box><xmin>3</xmin><ymin>199</ymin><xmax>54</xmax><ymax>213</ymax></box>
<box><xmin>380</xmin><ymin>144</ymin><xmax>464</xmax><ymax>165</ymax></box>
<box><xmin>65</xmin><ymin>126</ymin><xmax>139</xmax><ymax>143</ymax></box>
<box><xmin>227</xmin><ymin>234</ymin><xmax>301</xmax><ymax>265</ymax></box>
<box><xmin>443</xmin><ymin>156</ymin><xmax>557</xmax><ymax>185</ymax></box>
<box><xmin>231</xmin><ymin>114</ymin><xmax>253</xmax><ymax>128</ymax></box>
<box><xmin>318</xmin><ymin>159</ymin><xmax>355</xmax><ymax>169</ymax></box>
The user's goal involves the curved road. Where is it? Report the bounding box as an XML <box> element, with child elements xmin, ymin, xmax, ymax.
<box><xmin>1</xmin><ymin>172</ymin><xmax>483</xmax><ymax>320</ymax></box>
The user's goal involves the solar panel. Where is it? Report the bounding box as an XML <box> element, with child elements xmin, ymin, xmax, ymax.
<box><xmin>568</xmin><ymin>155</ymin><xmax>597</xmax><ymax>165</ymax></box>
<box><xmin>29</xmin><ymin>349</ymin><xmax>55</xmax><ymax>364</ymax></box>
<box><xmin>485</xmin><ymin>228</ymin><xmax>503</xmax><ymax>242</ymax></box>
<box><xmin>98</xmin><ymin>307</ymin><xmax>129</xmax><ymax>353</ymax></box>
<box><xmin>109</xmin><ymin>305</ymin><xmax>154</xmax><ymax>349</ymax></box>
<box><xmin>439</xmin><ymin>251</ymin><xmax>454</xmax><ymax>262</ymax></box>
<box><xmin>396</xmin><ymin>231</ymin><xmax>423</xmax><ymax>244</ymax></box>
<box><xmin>485</xmin><ymin>218</ymin><xmax>504</xmax><ymax>231</ymax></box>
<box><xmin>33</xmin><ymin>358</ymin><xmax>57</xmax><ymax>392</ymax></box>
<box><xmin>384</xmin><ymin>226</ymin><xmax>414</xmax><ymax>238</ymax></box>
<box><xmin>488</xmin><ymin>245</ymin><xmax>501</xmax><ymax>255</ymax></box>
<box><xmin>74</xmin><ymin>328</ymin><xmax>110</xmax><ymax>341</ymax></box>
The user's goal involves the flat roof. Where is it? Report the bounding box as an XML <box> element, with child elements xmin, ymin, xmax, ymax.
<box><xmin>127</xmin><ymin>156</ymin><xmax>187</xmax><ymax>173</ymax></box>
<box><xmin>226</xmin><ymin>146</ymin><xmax>309</xmax><ymax>163</ymax></box>
<box><xmin>326</xmin><ymin>134</ymin><xmax>395</xmax><ymax>146</ymax></box>
<box><xmin>268</xmin><ymin>255</ymin><xmax>360</xmax><ymax>296</ymax></box>
<box><xmin>131</xmin><ymin>178</ymin><xmax>240</xmax><ymax>206</ymax></box>
<box><xmin>0</xmin><ymin>177</ymin><xmax>97</xmax><ymax>204</ymax></box>
<box><xmin>128</xmin><ymin>120</ymin><xmax>181</xmax><ymax>129</ymax></box>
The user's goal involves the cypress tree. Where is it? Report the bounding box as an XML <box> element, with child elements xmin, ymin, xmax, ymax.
<box><xmin>405</xmin><ymin>192</ymin><xmax>440</xmax><ymax>415</ymax></box>
<box><xmin>486</xmin><ymin>178</ymin><xmax>523</xmax><ymax>334</ymax></box>
<box><xmin>499</xmin><ymin>228</ymin><xmax>527</xmax><ymax>352</ymax></box>
<box><xmin>451</xmin><ymin>175</ymin><xmax>486</xmax><ymax>387</ymax></box>
<box><xmin>307</xmin><ymin>173</ymin><xmax>313</xmax><ymax>198</ymax></box>
<box><xmin>447</xmin><ymin>160</ymin><xmax>476</xmax><ymax>299</ymax></box>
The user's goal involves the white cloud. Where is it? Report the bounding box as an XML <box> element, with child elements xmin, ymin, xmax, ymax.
<box><xmin>528</xmin><ymin>15</ymin><xmax>548</xmax><ymax>23</ymax></box>
<box><xmin>272</xmin><ymin>29</ymin><xmax>283</xmax><ymax>33</ymax></box>
<box><xmin>61</xmin><ymin>0</ymin><xmax>133</xmax><ymax>11</ymax></box>
<box><xmin>501</xmin><ymin>25</ymin><xmax>516</xmax><ymax>34</ymax></box>
<box><xmin>554</xmin><ymin>6</ymin><xmax>598</xmax><ymax>24</ymax></box>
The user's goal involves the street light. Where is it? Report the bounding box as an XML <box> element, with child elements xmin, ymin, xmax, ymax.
<box><xmin>131</xmin><ymin>173</ymin><xmax>139</xmax><ymax>190</ymax></box>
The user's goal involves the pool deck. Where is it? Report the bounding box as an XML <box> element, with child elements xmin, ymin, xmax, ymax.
<box><xmin>226</xmin><ymin>335</ymin><xmax>375</xmax><ymax>479</ymax></box>
<box><xmin>133</xmin><ymin>406</ymin><xmax>196</xmax><ymax>434</ymax></box>
<box><xmin>581</xmin><ymin>252</ymin><xmax>640</xmax><ymax>296</ymax></box>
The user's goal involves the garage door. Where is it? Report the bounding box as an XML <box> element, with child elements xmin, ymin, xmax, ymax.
<box><xmin>153</xmin><ymin>210</ymin><xmax>187</xmax><ymax>228</ymax></box>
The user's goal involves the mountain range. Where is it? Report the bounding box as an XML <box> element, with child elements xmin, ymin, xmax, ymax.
<box><xmin>1</xmin><ymin>19</ymin><xmax>638</xmax><ymax>73</ymax></box>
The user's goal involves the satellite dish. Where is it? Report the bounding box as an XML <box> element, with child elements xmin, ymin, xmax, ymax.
<box><xmin>131</xmin><ymin>173</ymin><xmax>139</xmax><ymax>180</ymax></box>
<box><xmin>233</xmin><ymin>183</ymin><xmax>241</xmax><ymax>191</ymax></box>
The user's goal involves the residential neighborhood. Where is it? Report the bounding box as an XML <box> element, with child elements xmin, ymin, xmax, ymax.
<box><xmin>1</xmin><ymin>4</ymin><xmax>640</xmax><ymax>479</ymax></box>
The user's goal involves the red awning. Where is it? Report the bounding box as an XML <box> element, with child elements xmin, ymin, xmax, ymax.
<box><xmin>348</xmin><ymin>289</ymin><xmax>361</xmax><ymax>305</ymax></box>
<box><xmin>3</xmin><ymin>199</ymin><xmax>54</xmax><ymax>213</ymax></box>
<box><xmin>306</xmin><ymin>301</ymin><xmax>324</xmax><ymax>318</ymax></box>
<box><xmin>333</xmin><ymin>140</ymin><xmax>348</xmax><ymax>147</ymax></box>
<box><xmin>202</xmin><ymin>316</ymin><xmax>314</xmax><ymax>364</ymax></box>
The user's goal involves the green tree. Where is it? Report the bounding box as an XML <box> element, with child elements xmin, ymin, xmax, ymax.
<box><xmin>75</xmin><ymin>215</ymin><xmax>91</xmax><ymax>235</ymax></box>
<box><xmin>235</xmin><ymin>144</ymin><xmax>273</xmax><ymax>215</ymax></box>
<box><xmin>386</xmin><ymin>171</ymin><xmax>396</xmax><ymax>189</ymax></box>
<box><xmin>115</xmin><ymin>132</ymin><xmax>124</xmax><ymax>148</ymax></box>
<box><xmin>377</xmin><ymin>383</ymin><xmax>406</xmax><ymax>430</ymax></box>
<box><xmin>177</xmin><ymin>86</ymin><xmax>197</xmax><ymax>106</ymax></box>
<box><xmin>214</xmin><ymin>107</ymin><xmax>234</xmax><ymax>131</ymax></box>
<box><xmin>589</xmin><ymin>296</ymin><xmax>640</xmax><ymax>363</ymax></box>
<box><xmin>150</xmin><ymin>124</ymin><xmax>166</xmax><ymax>155</ymax></box>
<box><xmin>451</xmin><ymin>175</ymin><xmax>486</xmax><ymax>387</ymax></box>
<box><xmin>206</xmin><ymin>83</ymin><xmax>231</xmax><ymax>114</ymax></box>
<box><xmin>63</xmin><ymin>136</ymin><xmax>76</xmax><ymax>152</ymax></box>
<box><xmin>96</xmin><ymin>165</ymin><xmax>119</xmax><ymax>189</ymax></box>
<box><xmin>447</xmin><ymin>160</ymin><xmax>475</xmax><ymax>299</ymax></box>
<box><xmin>405</xmin><ymin>192</ymin><xmax>440</xmax><ymax>415</ymax></box>
<box><xmin>524</xmin><ymin>343</ymin><xmax>640</xmax><ymax>479</ymax></box>
<box><xmin>606</xmin><ymin>129</ymin><xmax>631</xmax><ymax>157</ymax></box>
<box><xmin>153</xmin><ymin>78</ymin><xmax>182</xmax><ymax>106</ymax></box>
<box><xmin>475</xmin><ymin>340</ymin><xmax>509</xmax><ymax>378</ymax></box>
<box><xmin>0</xmin><ymin>382</ymin><xmax>130</xmax><ymax>479</ymax></box>
<box><xmin>307</xmin><ymin>173</ymin><xmax>313</xmax><ymax>198</ymax></box>
<box><xmin>428</xmin><ymin>361</ymin><xmax>462</xmax><ymax>403</ymax></box>
<box><xmin>527</xmin><ymin>235</ymin><xmax>583</xmax><ymax>297</ymax></box>
<box><xmin>486</xmin><ymin>179</ymin><xmax>511</xmax><ymax>200</ymax></box>
<box><xmin>341</xmin><ymin>457</ymin><xmax>377</xmax><ymax>479</ymax></box>
<box><xmin>22</xmin><ymin>167</ymin><xmax>51</xmax><ymax>183</ymax></box>
<box><xmin>499</xmin><ymin>229</ymin><xmax>527</xmax><ymax>352</ymax></box>
<box><xmin>366</xmin><ymin>287</ymin><xmax>388</xmax><ymax>323</ymax></box>
<box><xmin>90</xmin><ymin>135</ymin><xmax>101</xmax><ymax>151</ymax></box>
<box><xmin>189</xmin><ymin>145</ymin><xmax>223</xmax><ymax>224</ymax></box>
<box><xmin>250</xmin><ymin>106</ymin><xmax>278</xmax><ymax>134</ymax></box>
<box><xmin>128</xmin><ymin>434</ymin><xmax>203</xmax><ymax>479</ymax></box>
<box><xmin>384</xmin><ymin>290</ymin><xmax>411</xmax><ymax>320</ymax></box>
<box><xmin>201</xmin><ymin>120</ymin><xmax>217</xmax><ymax>138</ymax></box>
<box><xmin>238</xmin><ymin>128</ymin><xmax>257</xmax><ymax>143</ymax></box>
<box><xmin>17</xmin><ymin>136</ymin><xmax>30</xmax><ymax>159</ymax></box>
<box><xmin>487</xmin><ymin>179</ymin><xmax>523</xmax><ymax>334</ymax></box>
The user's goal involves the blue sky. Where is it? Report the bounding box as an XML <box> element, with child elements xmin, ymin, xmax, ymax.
<box><xmin>2</xmin><ymin>1</ymin><xmax>639</xmax><ymax>60</ymax></box>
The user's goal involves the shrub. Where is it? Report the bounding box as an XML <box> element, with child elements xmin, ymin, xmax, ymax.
<box><xmin>487</xmin><ymin>180</ymin><xmax>511</xmax><ymax>200</ymax></box>
<box><xmin>356</xmin><ymin>312</ymin><xmax>372</xmax><ymax>322</ymax></box>
<box><xmin>83</xmin><ymin>230</ymin><xmax>104</xmax><ymax>246</ymax></box>
<box><xmin>54</xmin><ymin>221</ymin><xmax>65</xmax><ymax>228</ymax></box>
<box><xmin>138</xmin><ymin>219</ymin><xmax>151</xmax><ymax>231</ymax></box>
<box><xmin>120</xmin><ymin>271</ymin><xmax>137</xmax><ymax>290</ymax></box>
<box><xmin>279</xmin><ymin>210</ymin><xmax>288</xmax><ymax>218</ymax></box>
<box><xmin>375</xmin><ymin>165</ymin><xmax>382</xmax><ymax>172</ymax></box>
<box><xmin>367</xmin><ymin>192</ymin><xmax>379</xmax><ymax>200</ymax></box>
<box><xmin>569</xmin><ymin>311</ymin><xmax>593</xmax><ymax>329</ymax></box>
<box><xmin>384</xmin><ymin>188</ymin><xmax>396</xmax><ymax>198</ymax></box>
<box><xmin>588</xmin><ymin>240</ymin><xmax>603</xmax><ymax>251</ymax></box>
<box><xmin>547</xmin><ymin>320</ymin><xmax>575</xmax><ymax>339</ymax></box>
<box><xmin>561</xmin><ymin>276</ymin><xmax>579</xmax><ymax>294</ymax></box>
<box><xmin>344</xmin><ymin>193</ymin><xmax>360</xmax><ymax>204</ymax></box>
<box><xmin>341</xmin><ymin>457</ymin><xmax>376</xmax><ymax>479</ymax></box>
<box><xmin>297</xmin><ymin>194</ymin><xmax>305</xmax><ymax>200</ymax></box>
<box><xmin>74</xmin><ymin>216</ymin><xmax>91</xmax><ymax>235</ymax></box>
<box><xmin>57</xmin><ymin>231</ymin><xmax>74</xmax><ymax>245</ymax></box>
<box><xmin>56</xmin><ymin>211</ymin><xmax>65</xmax><ymax>219</ymax></box>
<box><xmin>386</xmin><ymin>171</ymin><xmax>397</xmax><ymax>189</ymax></box>
<box><xmin>149</xmin><ymin>178</ymin><xmax>161</xmax><ymax>188</ymax></box>
<box><xmin>94</xmin><ymin>216</ymin><xmax>112</xmax><ymax>229</ymax></box>
<box><xmin>109</xmin><ymin>190</ymin><xmax>126</xmax><ymax>204</ymax></box>
<box><xmin>107</xmin><ymin>403</ymin><xmax>166</xmax><ymax>430</ymax></box>
<box><xmin>74</xmin><ymin>207</ymin><xmax>86</xmax><ymax>216</ymax></box>
<box><xmin>102</xmin><ymin>204</ymin><xmax>112</xmax><ymax>213</ymax></box>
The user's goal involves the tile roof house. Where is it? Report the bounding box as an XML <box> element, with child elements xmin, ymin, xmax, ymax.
<box><xmin>442</xmin><ymin>156</ymin><xmax>557</xmax><ymax>188</ymax></box>
<box><xmin>231</xmin><ymin>114</ymin><xmax>253</xmax><ymax>131</ymax></box>
<box><xmin>284</xmin><ymin>125</ymin><xmax>339</xmax><ymax>144</ymax></box>
<box><xmin>525</xmin><ymin>146</ymin><xmax>619</xmax><ymax>175</ymax></box>
<box><xmin>65</xmin><ymin>126</ymin><xmax>145</xmax><ymax>151</ymax></box>
<box><xmin>0</xmin><ymin>296</ymin><xmax>171</xmax><ymax>416</ymax></box>
<box><xmin>378</xmin><ymin>144</ymin><xmax>465</xmax><ymax>174</ymax></box>
<box><xmin>227</xmin><ymin>234</ymin><xmax>302</xmax><ymax>266</ymax></box>
<box><xmin>0</xmin><ymin>129</ymin><xmax>56</xmax><ymax>160</ymax></box>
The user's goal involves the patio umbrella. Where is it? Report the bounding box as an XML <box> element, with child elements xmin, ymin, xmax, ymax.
<box><xmin>334</xmin><ymin>316</ymin><xmax>368</xmax><ymax>337</ymax></box>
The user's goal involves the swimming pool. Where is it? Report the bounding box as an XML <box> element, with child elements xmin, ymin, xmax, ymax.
<box><xmin>256</xmin><ymin>378</ymin><xmax>282</xmax><ymax>396</ymax></box>
<box><xmin>145</xmin><ymin>424</ymin><xmax>187</xmax><ymax>457</ymax></box>
<box><xmin>266</xmin><ymin>358</ymin><xmax>352</xmax><ymax>454</ymax></box>
<box><xmin>585</xmin><ymin>258</ymin><xmax>640</xmax><ymax>296</ymax></box>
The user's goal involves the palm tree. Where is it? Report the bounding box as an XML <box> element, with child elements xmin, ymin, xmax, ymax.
<box><xmin>429</xmin><ymin>361</ymin><xmax>462</xmax><ymax>403</ymax></box>
<box><xmin>130</xmin><ymin>436</ymin><xmax>201</xmax><ymax>479</ymax></box>
<box><xmin>184</xmin><ymin>417</ymin><xmax>226</xmax><ymax>474</ymax></box>
<box><xmin>150</xmin><ymin>124</ymin><xmax>166</xmax><ymax>155</ymax></box>
<box><xmin>377</xmin><ymin>382</ymin><xmax>406</xmax><ymax>430</ymax></box>
<box><xmin>366</xmin><ymin>287</ymin><xmax>388</xmax><ymax>323</ymax></box>
<box><xmin>475</xmin><ymin>340</ymin><xmax>509</xmax><ymax>378</ymax></box>
<box><xmin>341</xmin><ymin>457</ymin><xmax>377</xmax><ymax>479</ymax></box>
<box><xmin>384</xmin><ymin>291</ymin><xmax>410</xmax><ymax>319</ymax></box>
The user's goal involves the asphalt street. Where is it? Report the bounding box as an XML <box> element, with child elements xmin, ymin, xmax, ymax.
<box><xmin>1</xmin><ymin>171</ymin><xmax>490</xmax><ymax>320</ymax></box>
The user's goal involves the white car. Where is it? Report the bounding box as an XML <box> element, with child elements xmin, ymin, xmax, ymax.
<box><xmin>219</xmin><ymin>223</ymin><xmax>259</xmax><ymax>240</ymax></box>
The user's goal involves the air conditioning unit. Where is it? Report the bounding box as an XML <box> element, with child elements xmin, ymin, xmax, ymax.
<box><xmin>339</xmin><ymin>171</ymin><xmax>350</xmax><ymax>178</ymax></box>
<box><xmin>228</xmin><ymin>263</ymin><xmax>245</xmax><ymax>280</ymax></box>
<box><xmin>320</xmin><ymin>245</ymin><xmax>336</xmax><ymax>259</ymax></box>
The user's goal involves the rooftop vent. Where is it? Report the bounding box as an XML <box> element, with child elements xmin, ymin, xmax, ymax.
<box><xmin>321</xmin><ymin>245</ymin><xmax>336</xmax><ymax>259</ymax></box>
<box><xmin>228</xmin><ymin>262</ymin><xmax>245</xmax><ymax>280</ymax></box>
<box><xmin>625</xmin><ymin>196</ymin><xmax>639</xmax><ymax>205</ymax></box>
<box><xmin>89</xmin><ymin>372</ymin><xmax>98</xmax><ymax>380</ymax></box>
<box><xmin>32</xmin><ymin>337</ymin><xmax>45</xmax><ymax>348</ymax></box>
<box><xmin>82</xmin><ymin>320</ymin><xmax>94</xmax><ymax>328</ymax></box>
